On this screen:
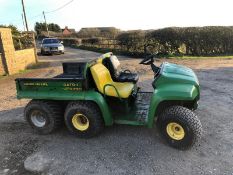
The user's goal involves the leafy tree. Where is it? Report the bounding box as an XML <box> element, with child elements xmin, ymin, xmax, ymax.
<box><xmin>34</xmin><ymin>22</ymin><xmax>61</xmax><ymax>35</ymax></box>
<box><xmin>48</xmin><ymin>23</ymin><xmax>61</xmax><ymax>32</ymax></box>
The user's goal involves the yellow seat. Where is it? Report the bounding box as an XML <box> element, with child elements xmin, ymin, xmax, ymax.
<box><xmin>90</xmin><ymin>63</ymin><xmax>134</xmax><ymax>98</ymax></box>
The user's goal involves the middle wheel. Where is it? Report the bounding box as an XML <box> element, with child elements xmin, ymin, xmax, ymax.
<box><xmin>64</xmin><ymin>101</ymin><xmax>104</xmax><ymax>138</ymax></box>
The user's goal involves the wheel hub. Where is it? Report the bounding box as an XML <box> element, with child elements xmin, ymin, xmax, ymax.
<box><xmin>72</xmin><ymin>113</ymin><xmax>89</xmax><ymax>131</ymax></box>
<box><xmin>31</xmin><ymin>110</ymin><xmax>46</xmax><ymax>127</ymax></box>
<box><xmin>166</xmin><ymin>122</ymin><xmax>185</xmax><ymax>140</ymax></box>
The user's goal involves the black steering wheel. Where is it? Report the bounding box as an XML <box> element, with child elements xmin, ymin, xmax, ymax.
<box><xmin>140</xmin><ymin>54</ymin><xmax>160</xmax><ymax>75</ymax></box>
<box><xmin>139</xmin><ymin>55</ymin><xmax>154</xmax><ymax>65</ymax></box>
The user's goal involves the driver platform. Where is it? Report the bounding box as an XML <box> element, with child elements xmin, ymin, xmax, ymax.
<box><xmin>112</xmin><ymin>92</ymin><xmax>153</xmax><ymax>125</ymax></box>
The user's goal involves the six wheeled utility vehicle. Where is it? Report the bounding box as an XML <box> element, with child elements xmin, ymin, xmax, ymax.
<box><xmin>15</xmin><ymin>52</ymin><xmax>202</xmax><ymax>149</ymax></box>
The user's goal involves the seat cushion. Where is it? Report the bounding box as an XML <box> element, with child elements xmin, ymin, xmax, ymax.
<box><xmin>118</xmin><ymin>72</ymin><xmax>139</xmax><ymax>83</ymax></box>
<box><xmin>90</xmin><ymin>63</ymin><xmax>134</xmax><ymax>98</ymax></box>
<box><xmin>105</xmin><ymin>82</ymin><xmax>134</xmax><ymax>98</ymax></box>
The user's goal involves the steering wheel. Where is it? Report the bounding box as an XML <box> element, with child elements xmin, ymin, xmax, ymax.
<box><xmin>140</xmin><ymin>55</ymin><xmax>160</xmax><ymax>75</ymax></box>
<box><xmin>139</xmin><ymin>55</ymin><xmax>154</xmax><ymax>65</ymax></box>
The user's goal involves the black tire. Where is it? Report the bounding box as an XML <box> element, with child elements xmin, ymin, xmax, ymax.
<box><xmin>24</xmin><ymin>100</ymin><xmax>63</xmax><ymax>135</ymax></box>
<box><xmin>157</xmin><ymin>106</ymin><xmax>202</xmax><ymax>150</ymax></box>
<box><xmin>64</xmin><ymin>101</ymin><xmax>104</xmax><ymax>138</ymax></box>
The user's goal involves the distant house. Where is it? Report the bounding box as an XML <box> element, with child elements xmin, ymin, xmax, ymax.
<box><xmin>62</xmin><ymin>26</ymin><xmax>76</xmax><ymax>35</ymax></box>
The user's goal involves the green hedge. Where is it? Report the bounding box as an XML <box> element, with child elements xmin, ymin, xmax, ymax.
<box><xmin>73</xmin><ymin>26</ymin><xmax>233</xmax><ymax>57</ymax></box>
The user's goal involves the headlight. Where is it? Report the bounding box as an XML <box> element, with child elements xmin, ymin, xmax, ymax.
<box><xmin>43</xmin><ymin>46</ymin><xmax>49</xmax><ymax>49</ymax></box>
<box><xmin>58</xmin><ymin>46</ymin><xmax>64</xmax><ymax>50</ymax></box>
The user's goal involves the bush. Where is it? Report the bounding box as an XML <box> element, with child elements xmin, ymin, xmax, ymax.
<box><xmin>75</xmin><ymin>26</ymin><xmax>233</xmax><ymax>57</ymax></box>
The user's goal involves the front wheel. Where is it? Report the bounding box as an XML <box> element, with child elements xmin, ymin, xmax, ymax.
<box><xmin>157</xmin><ymin>106</ymin><xmax>202</xmax><ymax>150</ymax></box>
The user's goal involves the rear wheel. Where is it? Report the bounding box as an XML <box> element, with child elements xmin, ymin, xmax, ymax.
<box><xmin>157</xmin><ymin>106</ymin><xmax>202</xmax><ymax>150</ymax></box>
<box><xmin>24</xmin><ymin>100</ymin><xmax>63</xmax><ymax>134</ymax></box>
<box><xmin>64</xmin><ymin>101</ymin><xmax>104</xmax><ymax>138</ymax></box>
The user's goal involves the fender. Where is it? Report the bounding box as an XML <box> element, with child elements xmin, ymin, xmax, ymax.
<box><xmin>147</xmin><ymin>84</ymin><xmax>199</xmax><ymax>128</ymax></box>
<box><xmin>84</xmin><ymin>91</ymin><xmax>113</xmax><ymax>126</ymax></box>
<box><xmin>17</xmin><ymin>89</ymin><xmax>113</xmax><ymax>126</ymax></box>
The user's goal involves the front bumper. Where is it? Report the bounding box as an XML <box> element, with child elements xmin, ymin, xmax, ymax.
<box><xmin>41</xmin><ymin>47</ymin><xmax>64</xmax><ymax>54</ymax></box>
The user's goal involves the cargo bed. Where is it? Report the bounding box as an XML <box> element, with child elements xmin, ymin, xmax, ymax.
<box><xmin>15</xmin><ymin>62</ymin><xmax>93</xmax><ymax>100</ymax></box>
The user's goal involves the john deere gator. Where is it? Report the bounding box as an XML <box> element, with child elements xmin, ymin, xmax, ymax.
<box><xmin>15</xmin><ymin>52</ymin><xmax>202</xmax><ymax>149</ymax></box>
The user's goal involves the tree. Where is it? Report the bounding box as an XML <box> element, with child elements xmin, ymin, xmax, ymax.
<box><xmin>34</xmin><ymin>22</ymin><xmax>61</xmax><ymax>35</ymax></box>
<box><xmin>48</xmin><ymin>23</ymin><xmax>61</xmax><ymax>32</ymax></box>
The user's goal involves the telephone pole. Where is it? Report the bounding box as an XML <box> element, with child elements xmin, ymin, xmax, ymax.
<box><xmin>21</xmin><ymin>13</ymin><xmax>26</xmax><ymax>31</ymax></box>
<box><xmin>43</xmin><ymin>11</ymin><xmax>49</xmax><ymax>37</ymax></box>
<box><xmin>21</xmin><ymin>0</ymin><xmax>29</xmax><ymax>31</ymax></box>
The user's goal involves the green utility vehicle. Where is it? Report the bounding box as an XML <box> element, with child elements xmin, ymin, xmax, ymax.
<box><xmin>15</xmin><ymin>53</ymin><xmax>202</xmax><ymax>149</ymax></box>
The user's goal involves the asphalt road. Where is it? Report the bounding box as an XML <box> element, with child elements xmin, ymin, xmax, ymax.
<box><xmin>0</xmin><ymin>48</ymin><xmax>233</xmax><ymax>175</ymax></box>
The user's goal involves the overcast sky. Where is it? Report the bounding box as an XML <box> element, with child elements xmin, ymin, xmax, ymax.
<box><xmin>0</xmin><ymin>0</ymin><xmax>232</xmax><ymax>31</ymax></box>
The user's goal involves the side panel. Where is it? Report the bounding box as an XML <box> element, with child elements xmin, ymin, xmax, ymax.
<box><xmin>83</xmin><ymin>91</ymin><xmax>113</xmax><ymax>126</ymax></box>
<box><xmin>17</xmin><ymin>88</ymin><xmax>113</xmax><ymax>126</ymax></box>
<box><xmin>147</xmin><ymin>84</ymin><xmax>199</xmax><ymax>128</ymax></box>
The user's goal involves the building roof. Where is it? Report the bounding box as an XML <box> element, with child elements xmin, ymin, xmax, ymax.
<box><xmin>62</xmin><ymin>26</ymin><xmax>75</xmax><ymax>33</ymax></box>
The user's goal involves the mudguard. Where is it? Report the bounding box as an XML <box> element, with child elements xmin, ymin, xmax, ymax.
<box><xmin>83</xmin><ymin>91</ymin><xmax>113</xmax><ymax>126</ymax></box>
<box><xmin>17</xmin><ymin>89</ymin><xmax>113</xmax><ymax>126</ymax></box>
<box><xmin>147</xmin><ymin>84</ymin><xmax>199</xmax><ymax>128</ymax></box>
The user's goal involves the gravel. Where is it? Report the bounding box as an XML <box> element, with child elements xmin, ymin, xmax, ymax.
<box><xmin>0</xmin><ymin>48</ymin><xmax>233</xmax><ymax>175</ymax></box>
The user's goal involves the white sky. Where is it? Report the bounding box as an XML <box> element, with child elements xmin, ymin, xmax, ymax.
<box><xmin>0</xmin><ymin>0</ymin><xmax>233</xmax><ymax>31</ymax></box>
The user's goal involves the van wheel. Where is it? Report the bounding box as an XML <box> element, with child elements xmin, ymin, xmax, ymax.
<box><xmin>157</xmin><ymin>106</ymin><xmax>202</xmax><ymax>150</ymax></box>
<box><xmin>65</xmin><ymin>101</ymin><xmax>104</xmax><ymax>138</ymax></box>
<box><xmin>24</xmin><ymin>100</ymin><xmax>63</xmax><ymax>134</ymax></box>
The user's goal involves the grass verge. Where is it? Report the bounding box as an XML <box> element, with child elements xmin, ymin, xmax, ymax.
<box><xmin>168</xmin><ymin>55</ymin><xmax>233</xmax><ymax>60</ymax></box>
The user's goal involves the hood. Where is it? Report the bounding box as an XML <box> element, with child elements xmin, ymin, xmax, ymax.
<box><xmin>163</xmin><ymin>62</ymin><xmax>196</xmax><ymax>78</ymax></box>
<box><xmin>157</xmin><ymin>62</ymin><xmax>199</xmax><ymax>86</ymax></box>
<box><xmin>42</xmin><ymin>43</ymin><xmax>63</xmax><ymax>47</ymax></box>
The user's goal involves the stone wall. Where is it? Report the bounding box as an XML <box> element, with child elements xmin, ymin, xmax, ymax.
<box><xmin>0</xmin><ymin>53</ymin><xmax>5</xmax><ymax>75</ymax></box>
<box><xmin>0</xmin><ymin>28</ymin><xmax>36</xmax><ymax>75</ymax></box>
<box><xmin>14</xmin><ymin>49</ymin><xmax>36</xmax><ymax>71</ymax></box>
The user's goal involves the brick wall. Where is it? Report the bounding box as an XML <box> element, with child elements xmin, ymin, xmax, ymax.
<box><xmin>0</xmin><ymin>28</ymin><xmax>36</xmax><ymax>75</ymax></box>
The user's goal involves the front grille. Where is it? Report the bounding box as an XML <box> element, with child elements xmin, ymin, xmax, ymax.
<box><xmin>50</xmin><ymin>47</ymin><xmax>58</xmax><ymax>50</ymax></box>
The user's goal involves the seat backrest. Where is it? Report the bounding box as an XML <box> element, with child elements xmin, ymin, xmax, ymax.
<box><xmin>110</xmin><ymin>55</ymin><xmax>120</xmax><ymax>70</ymax></box>
<box><xmin>90</xmin><ymin>63</ymin><xmax>113</xmax><ymax>93</ymax></box>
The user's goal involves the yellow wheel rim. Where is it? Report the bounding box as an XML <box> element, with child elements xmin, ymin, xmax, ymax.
<box><xmin>72</xmin><ymin>113</ymin><xmax>89</xmax><ymax>131</ymax></box>
<box><xmin>166</xmin><ymin>122</ymin><xmax>185</xmax><ymax>140</ymax></box>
